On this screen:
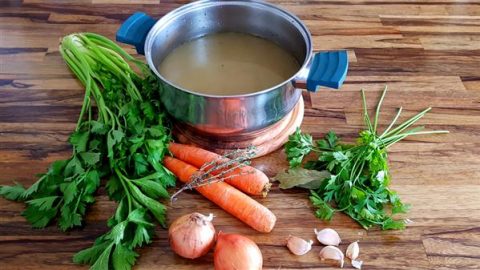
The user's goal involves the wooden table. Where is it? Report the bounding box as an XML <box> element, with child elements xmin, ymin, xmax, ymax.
<box><xmin>1</xmin><ymin>0</ymin><xmax>479</xmax><ymax>269</ymax></box>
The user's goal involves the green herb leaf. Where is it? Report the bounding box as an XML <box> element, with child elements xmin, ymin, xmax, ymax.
<box><xmin>382</xmin><ymin>218</ymin><xmax>406</xmax><ymax>230</ymax></box>
<box><xmin>0</xmin><ymin>182</ymin><xmax>26</xmax><ymax>201</ymax></box>
<box><xmin>27</xmin><ymin>196</ymin><xmax>59</xmax><ymax>211</ymax></box>
<box><xmin>59</xmin><ymin>205</ymin><xmax>82</xmax><ymax>231</ymax></box>
<box><xmin>128</xmin><ymin>184</ymin><xmax>166</xmax><ymax>226</ymax></box>
<box><xmin>133</xmin><ymin>179</ymin><xmax>169</xmax><ymax>199</ymax></box>
<box><xmin>106</xmin><ymin>176</ymin><xmax>123</xmax><ymax>201</ymax></box>
<box><xmin>284</xmin><ymin>128</ymin><xmax>314</xmax><ymax>168</ymax></box>
<box><xmin>112</xmin><ymin>245</ymin><xmax>138</xmax><ymax>270</ymax></box>
<box><xmin>108</xmin><ymin>220</ymin><xmax>128</xmax><ymax>244</ymax></box>
<box><xmin>90</xmin><ymin>244</ymin><xmax>113</xmax><ymax>270</ymax></box>
<box><xmin>61</xmin><ymin>181</ymin><xmax>78</xmax><ymax>204</ymax></box>
<box><xmin>131</xmin><ymin>225</ymin><xmax>152</xmax><ymax>248</ymax></box>
<box><xmin>80</xmin><ymin>152</ymin><xmax>101</xmax><ymax>166</ymax></box>
<box><xmin>85</xmin><ymin>170</ymin><xmax>100</xmax><ymax>194</ymax></box>
<box><xmin>310</xmin><ymin>191</ymin><xmax>335</xmax><ymax>220</ymax></box>
<box><xmin>127</xmin><ymin>208</ymin><xmax>154</xmax><ymax>227</ymax></box>
<box><xmin>69</xmin><ymin>131</ymin><xmax>89</xmax><ymax>153</ymax></box>
<box><xmin>274</xmin><ymin>167</ymin><xmax>330</xmax><ymax>189</ymax></box>
<box><xmin>64</xmin><ymin>156</ymin><xmax>84</xmax><ymax>176</ymax></box>
<box><xmin>73</xmin><ymin>241</ymin><xmax>111</xmax><ymax>265</ymax></box>
<box><xmin>90</xmin><ymin>121</ymin><xmax>108</xmax><ymax>135</ymax></box>
<box><xmin>22</xmin><ymin>204</ymin><xmax>58</xmax><ymax>228</ymax></box>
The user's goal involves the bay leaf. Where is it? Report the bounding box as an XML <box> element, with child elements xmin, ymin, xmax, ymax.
<box><xmin>274</xmin><ymin>167</ymin><xmax>331</xmax><ymax>189</ymax></box>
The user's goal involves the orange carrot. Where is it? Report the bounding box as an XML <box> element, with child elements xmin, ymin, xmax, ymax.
<box><xmin>163</xmin><ymin>156</ymin><xmax>276</xmax><ymax>233</ymax></box>
<box><xmin>168</xmin><ymin>142</ymin><xmax>271</xmax><ymax>196</ymax></box>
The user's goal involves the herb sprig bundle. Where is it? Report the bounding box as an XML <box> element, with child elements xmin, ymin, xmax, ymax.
<box><xmin>277</xmin><ymin>87</ymin><xmax>448</xmax><ymax>230</ymax></box>
<box><xmin>0</xmin><ymin>33</ymin><xmax>174</xmax><ymax>269</ymax></box>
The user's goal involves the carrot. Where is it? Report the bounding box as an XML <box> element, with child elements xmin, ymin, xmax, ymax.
<box><xmin>168</xmin><ymin>142</ymin><xmax>271</xmax><ymax>196</ymax></box>
<box><xmin>163</xmin><ymin>156</ymin><xmax>276</xmax><ymax>233</ymax></box>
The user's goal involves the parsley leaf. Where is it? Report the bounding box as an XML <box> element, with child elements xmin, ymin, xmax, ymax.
<box><xmin>284</xmin><ymin>128</ymin><xmax>314</xmax><ymax>167</ymax></box>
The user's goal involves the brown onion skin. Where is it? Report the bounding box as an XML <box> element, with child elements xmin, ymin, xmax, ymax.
<box><xmin>169</xmin><ymin>213</ymin><xmax>215</xmax><ymax>259</ymax></box>
<box><xmin>214</xmin><ymin>232</ymin><xmax>263</xmax><ymax>270</ymax></box>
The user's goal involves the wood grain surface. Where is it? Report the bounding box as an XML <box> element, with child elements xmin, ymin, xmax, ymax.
<box><xmin>1</xmin><ymin>0</ymin><xmax>479</xmax><ymax>269</ymax></box>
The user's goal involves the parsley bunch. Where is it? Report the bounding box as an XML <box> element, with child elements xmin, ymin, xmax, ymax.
<box><xmin>0</xmin><ymin>33</ymin><xmax>175</xmax><ymax>269</ymax></box>
<box><xmin>284</xmin><ymin>87</ymin><xmax>448</xmax><ymax>230</ymax></box>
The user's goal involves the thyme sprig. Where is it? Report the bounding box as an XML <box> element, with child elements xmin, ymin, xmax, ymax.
<box><xmin>171</xmin><ymin>147</ymin><xmax>256</xmax><ymax>201</ymax></box>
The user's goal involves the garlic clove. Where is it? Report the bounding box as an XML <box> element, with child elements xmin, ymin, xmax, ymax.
<box><xmin>314</xmin><ymin>228</ymin><xmax>341</xmax><ymax>246</ymax></box>
<box><xmin>346</xmin><ymin>241</ymin><xmax>360</xmax><ymax>260</ymax></box>
<box><xmin>286</xmin><ymin>235</ymin><xmax>313</xmax><ymax>256</ymax></box>
<box><xmin>319</xmin><ymin>245</ymin><xmax>344</xmax><ymax>268</ymax></box>
<box><xmin>352</xmin><ymin>259</ymin><xmax>363</xmax><ymax>269</ymax></box>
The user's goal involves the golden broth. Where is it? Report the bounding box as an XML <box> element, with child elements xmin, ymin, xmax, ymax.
<box><xmin>158</xmin><ymin>32</ymin><xmax>300</xmax><ymax>95</ymax></box>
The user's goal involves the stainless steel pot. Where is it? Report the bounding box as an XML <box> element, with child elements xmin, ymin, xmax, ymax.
<box><xmin>117</xmin><ymin>0</ymin><xmax>348</xmax><ymax>137</ymax></box>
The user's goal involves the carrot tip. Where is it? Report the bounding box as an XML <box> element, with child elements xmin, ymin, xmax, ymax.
<box><xmin>262</xmin><ymin>182</ymin><xmax>272</xmax><ymax>198</ymax></box>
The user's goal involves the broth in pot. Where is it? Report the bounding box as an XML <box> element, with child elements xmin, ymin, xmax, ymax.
<box><xmin>158</xmin><ymin>32</ymin><xmax>300</xmax><ymax>96</ymax></box>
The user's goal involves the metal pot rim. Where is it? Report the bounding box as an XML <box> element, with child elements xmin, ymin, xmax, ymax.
<box><xmin>144</xmin><ymin>0</ymin><xmax>313</xmax><ymax>99</ymax></box>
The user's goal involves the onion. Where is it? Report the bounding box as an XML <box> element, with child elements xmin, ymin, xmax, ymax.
<box><xmin>214</xmin><ymin>232</ymin><xmax>263</xmax><ymax>270</ymax></box>
<box><xmin>169</xmin><ymin>212</ymin><xmax>215</xmax><ymax>259</ymax></box>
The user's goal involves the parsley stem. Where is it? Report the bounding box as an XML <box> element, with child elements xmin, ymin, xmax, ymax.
<box><xmin>361</xmin><ymin>89</ymin><xmax>373</xmax><ymax>132</ymax></box>
<box><xmin>381</xmin><ymin>107</ymin><xmax>431</xmax><ymax>139</ymax></box>
<box><xmin>380</xmin><ymin>106</ymin><xmax>403</xmax><ymax>138</ymax></box>
<box><xmin>115</xmin><ymin>168</ymin><xmax>133</xmax><ymax>213</ymax></box>
<box><xmin>382</xmin><ymin>126</ymin><xmax>425</xmax><ymax>144</ymax></box>
<box><xmin>354</xmin><ymin>159</ymin><xmax>366</xmax><ymax>183</ymax></box>
<box><xmin>349</xmin><ymin>148</ymin><xmax>366</xmax><ymax>180</ymax></box>
<box><xmin>383</xmin><ymin>130</ymin><xmax>449</xmax><ymax>148</ymax></box>
<box><xmin>130</xmin><ymin>172</ymin><xmax>164</xmax><ymax>182</ymax></box>
<box><xmin>373</xmin><ymin>86</ymin><xmax>388</xmax><ymax>134</ymax></box>
<box><xmin>88</xmin><ymin>99</ymin><xmax>92</xmax><ymax>126</ymax></box>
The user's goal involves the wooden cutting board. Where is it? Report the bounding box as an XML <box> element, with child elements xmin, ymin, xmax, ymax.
<box><xmin>174</xmin><ymin>97</ymin><xmax>304</xmax><ymax>158</ymax></box>
<box><xmin>1</xmin><ymin>1</ymin><xmax>480</xmax><ymax>270</ymax></box>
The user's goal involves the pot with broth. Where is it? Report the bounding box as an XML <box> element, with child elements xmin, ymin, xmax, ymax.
<box><xmin>117</xmin><ymin>0</ymin><xmax>348</xmax><ymax>137</ymax></box>
<box><xmin>158</xmin><ymin>32</ymin><xmax>300</xmax><ymax>96</ymax></box>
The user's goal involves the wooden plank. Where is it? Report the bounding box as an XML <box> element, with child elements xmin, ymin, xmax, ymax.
<box><xmin>351</xmin><ymin>48</ymin><xmax>480</xmax><ymax>76</ymax></box>
<box><xmin>47</xmin><ymin>12</ymin><xmax>119</xmax><ymax>24</ymax></box>
<box><xmin>461</xmin><ymin>76</ymin><xmax>480</xmax><ymax>93</ymax></box>
<box><xmin>92</xmin><ymin>0</ymin><xmax>159</xmax><ymax>4</ymax></box>
<box><xmin>312</xmin><ymin>35</ymin><xmax>423</xmax><ymax>50</ymax></box>
<box><xmin>419</xmin><ymin>36</ymin><xmax>480</xmax><ymax>50</ymax></box>
<box><xmin>423</xmin><ymin>227</ymin><xmax>480</xmax><ymax>270</ymax></box>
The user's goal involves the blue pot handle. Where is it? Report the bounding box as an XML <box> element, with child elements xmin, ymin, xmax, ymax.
<box><xmin>306</xmin><ymin>50</ymin><xmax>348</xmax><ymax>92</ymax></box>
<box><xmin>116</xmin><ymin>12</ymin><xmax>156</xmax><ymax>55</ymax></box>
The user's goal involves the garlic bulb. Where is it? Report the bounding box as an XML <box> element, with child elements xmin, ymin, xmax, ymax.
<box><xmin>319</xmin><ymin>246</ymin><xmax>344</xmax><ymax>268</ymax></box>
<box><xmin>314</xmin><ymin>228</ymin><xmax>341</xmax><ymax>246</ymax></box>
<box><xmin>286</xmin><ymin>236</ymin><xmax>313</xmax><ymax>256</ymax></box>
<box><xmin>346</xmin><ymin>241</ymin><xmax>359</xmax><ymax>260</ymax></box>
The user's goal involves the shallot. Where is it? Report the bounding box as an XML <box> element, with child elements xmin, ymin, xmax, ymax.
<box><xmin>169</xmin><ymin>212</ymin><xmax>215</xmax><ymax>259</ymax></box>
